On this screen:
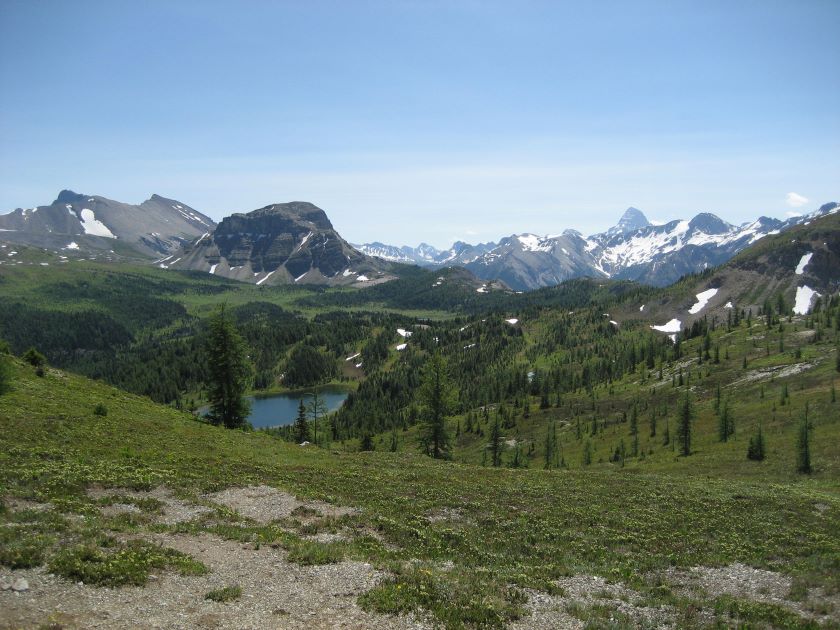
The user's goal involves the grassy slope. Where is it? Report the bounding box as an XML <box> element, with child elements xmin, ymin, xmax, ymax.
<box><xmin>421</xmin><ymin>313</ymin><xmax>840</xmax><ymax>485</ymax></box>
<box><xmin>1</xmin><ymin>358</ymin><xmax>839</xmax><ymax>628</ymax></box>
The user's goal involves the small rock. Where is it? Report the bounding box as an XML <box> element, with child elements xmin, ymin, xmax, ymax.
<box><xmin>0</xmin><ymin>580</ymin><xmax>11</xmax><ymax>591</ymax></box>
<box><xmin>11</xmin><ymin>578</ymin><xmax>29</xmax><ymax>592</ymax></box>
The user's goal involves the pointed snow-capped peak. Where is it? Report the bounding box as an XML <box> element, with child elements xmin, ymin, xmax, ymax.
<box><xmin>609</xmin><ymin>207</ymin><xmax>650</xmax><ymax>235</ymax></box>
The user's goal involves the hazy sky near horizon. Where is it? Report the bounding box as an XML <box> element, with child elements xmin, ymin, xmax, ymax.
<box><xmin>1</xmin><ymin>0</ymin><xmax>838</xmax><ymax>248</ymax></box>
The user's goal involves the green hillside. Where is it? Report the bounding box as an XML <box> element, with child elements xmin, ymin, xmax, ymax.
<box><xmin>2</xmin><ymin>215</ymin><xmax>840</xmax><ymax>628</ymax></box>
<box><xmin>1</xmin><ymin>357</ymin><xmax>838</xmax><ymax>628</ymax></box>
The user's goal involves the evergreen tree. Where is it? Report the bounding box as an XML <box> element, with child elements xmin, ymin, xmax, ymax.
<box><xmin>292</xmin><ymin>400</ymin><xmax>310</xmax><ymax>443</ymax></box>
<box><xmin>582</xmin><ymin>440</ymin><xmax>593</xmax><ymax>466</ymax></box>
<box><xmin>417</xmin><ymin>353</ymin><xmax>456</xmax><ymax>459</ymax></box>
<box><xmin>747</xmin><ymin>423</ymin><xmax>765</xmax><ymax>461</ymax></box>
<box><xmin>205</xmin><ymin>305</ymin><xmax>253</xmax><ymax>429</ymax></box>
<box><xmin>796</xmin><ymin>415</ymin><xmax>812</xmax><ymax>474</ymax></box>
<box><xmin>614</xmin><ymin>439</ymin><xmax>626</xmax><ymax>466</ymax></box>
<box><xmin>22</xmin><ymin>347</ymin><xmax>46</xmax><ymax>368</ymax></box>
<box><xmin>509</xmin><ymin>442</ymin><xmax>525</xmax><ymax>468</ymax></box>
<box><xmin>489</xmin><ymin>415</ymin><xmax>503</xmax><ymax>467</ymax></box>
<box><xmin>0</xmin><ymin>353</ymin><xmax>10</xmax><ymax>396</ymax></box>
<box><xmin>307</xmin><ymin>391</ymin><xmax>328</xmax><ymax>446</ymax></box>
<box><xmin>718</xmin><ymin>400</ymin><xmax>734</xmax><ymax>442</ymax></box>
<box><xmin>629</xmin><ymin>403</ymin><xmax>638</xmax><ymax>436</ymax></box>
<box><xmin>676</xmin><ymin>392</ymin><xmax>693</xmax><ymax>456</ymax></box>
<box><xmin>360</xmin><ymin>433</ymin><xmax>375</xmax><ymax>451</ymax></box>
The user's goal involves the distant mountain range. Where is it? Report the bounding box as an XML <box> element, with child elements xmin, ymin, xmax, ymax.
<box><xmin>2</xmin><ymin>190</ymin><xmax>837</xmax><ymax>291</ymax></box>
<box><xmin>0</xmin><ymin>190</ymin><xmax>214</xmax><ymax>258</ymax></box>
<box><xmin>356</xmin><ymin>203</ymin><xmax>839</xmax><ymax>290</ymax></box>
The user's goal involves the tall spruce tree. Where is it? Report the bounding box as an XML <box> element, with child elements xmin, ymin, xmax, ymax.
<box><xmin>582</xmin><ymin>440</ymin><xmax>593</xmax><ymax>466</ymax></box>
<box><xmin>796</xmin><ymin>415</ymin><xmax>812</xmax><ymax>474</ymax></box>
<box><xmin>489</xmin><ymin>415</ymin><xmax>503</xmax><ymax>467</ymax></box>
<box><xmin>205</xmin><ymin>305</ymin><xmax>252</xmax><ymax>429</ymax></box>
<box><xmin>747</xmin><ymin>423</ymin><xmax>765</xmax><ymax>461</ymax></box>
<box><xmin>676</xmin><ymin>392</ymin><xmax>693</xmax><ymax>456</ymax></box>
<box><xmin>718</xmin><ymin>400</ymin><xmax>734</xmax><ymax>442</ymax></box>
<box><xmin>293</xmin><ymin>400</ymin><xmax>310</xmax><ymax>443</ymax></box>
<box><xmin>418</xmin><ymin>353</ymin><xmax>456</xmax><ymax>459</ymax></box>
<box><xmin>307</xmin><ymin>391</ymin><xmax>328</xmax><ymax>446</ymax></box>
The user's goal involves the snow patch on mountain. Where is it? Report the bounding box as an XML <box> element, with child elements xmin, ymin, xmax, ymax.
<box><xmin>256</xmin><ymin>270</ymin><xmax>276</xmax><ymax>285</ymax></box>
<box><xmin>79</xmin><ymin>209</ymin><xmax>116</xmax><ymax>239</ymax></box>
<box><xmin>517</xmin><ymin>234</ymin><xmax>552</xmax><ymax>252</ymax></box>
<box><xmin>651</xmin><ymin>319</ymin><xmax>682</xmax><ymax>333</ymax></box>
<box><xmin>688</xmin><ymin>288</ymin><xmax>719</xmax><ymax>314</ymax></box>
<box><xmin>795</xmin><ymin>252</ymin><xmax>813</xmax><ymax>275</ymax></box>
<box><xmin>294</xmin><ymin>231</ymin><xmax>313</xmax><ymax>253</ymax></box>
<box><xmin>793</xmin><ymin>286</ymin><xmax>819</xmax><ymax>315</ymax></box>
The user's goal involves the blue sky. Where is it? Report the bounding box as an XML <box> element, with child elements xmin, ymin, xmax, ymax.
<box><xmin>1</xmin><ymin>0</ymin><xmax>838</xmax><ymax>248</ymax></box>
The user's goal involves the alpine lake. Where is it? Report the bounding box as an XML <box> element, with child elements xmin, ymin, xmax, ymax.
<box><xmin>202</xmin><ymin>386</ymin><xmax>349</xmax><ymax>429</ymax></box>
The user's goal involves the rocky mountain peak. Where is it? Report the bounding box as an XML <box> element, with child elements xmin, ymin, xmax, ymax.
<box><xmin>54</xmin><ymin>190</ymin><xmax>86</xmax><ymax>205</ymax></box>
<box><xmin>242</xmin><ymin>202</ymin><xmax>333</xmax><ymax>231</ymax></box>
<box><xmin>613</xmin><ymin>207</ymin><xmax>650</xmax><ymax>234</ymax></box>
<box><xmin>688</xmin><ymin>213</ymin><xmax>732</xmax><ymax>234</ymax></box>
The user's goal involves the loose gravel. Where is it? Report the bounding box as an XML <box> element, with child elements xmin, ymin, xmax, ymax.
<box><xmin>0</xmin><ymin>533</ymin><xmax>432</xmax><ymax>630</ymax></box>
